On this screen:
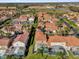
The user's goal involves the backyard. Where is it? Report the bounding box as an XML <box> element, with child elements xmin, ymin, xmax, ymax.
<box><xmin>24</xmin><ymin>44</ymin><xmax>79</xmax><ymax>59</ymax></box>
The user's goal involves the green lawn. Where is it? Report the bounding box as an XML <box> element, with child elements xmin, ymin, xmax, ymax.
<box><xmin>24</xmin><ymin>54</ymin><xmax>58</xmax><ymax>59</ymax></box>
<box><xmin>24</xmin><ymin>43</ymin><xmax>59</xmax><ymax>59</ymax></box>
<box><xmin>24</xmin><ymin>51</ymin><xmax>79</xmax><ymax>59</ymax></box>
<box><xmin>68</xmin><ymin>51</ymin><xmax>79</xmax><ymax>59</ymax></box>
<box><xmin>24</xmin><ymin>44</ymin><xmax>79</xmax><ymax>59</ymax></box>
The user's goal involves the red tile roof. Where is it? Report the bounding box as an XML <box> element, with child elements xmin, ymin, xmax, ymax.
<box><xmin>14</xmin><ymin>31</ymin><xmax>29</xmax><ymax>42</ymax></box>
<box><xmin>19</xmin><ymin>15</ymin><xmax>27</xmax><ymax>20</ymax></box>
<box><xmin>48</xmin><ymin>35</ymin><xmax>79</xmax><ymax>46</ymax></box>
<box><xmin>35</xmin><ymin>29</ymin><xmax>79</xmax><ymax>47</ymax></box>
<box><xmin>48</xmin><ymin>35</ymin><xmax>66</xmax><ymax>42</ymax></box>
<box><xmin>45</xmin><ymin>22</ymin><xmax>58</xmax><ymax>30</ymax></box>
<box><xmin>37</xmin><ymin>12</ymin><xmax>51</xmax><ymax>22</ymax></box>
<box><xmin>51</xmin><ymin>17</ymin><xmax>58</xmax><ymax>23</ymax></box>
<box><xmin>35</xmin><ymin>30</ymin><xmax>46</xmax><ymax>42</ymax></box>
<box><xmin>66</xmin><ymin>36</ymin><xmax>79</xmax><ymax>46</ymax></box>
<box><xmin>43</xmin><ymin>14</ymin><xmax>51</xmax><ymax>20</ymax></box>
<box><xmin>0</xmin><ymin>38</ymin><xmax>9</xmax><ymax>46</ymax></box>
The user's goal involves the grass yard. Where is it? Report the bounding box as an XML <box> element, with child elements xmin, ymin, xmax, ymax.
<box><xmin>24</xmin><ymin>43</ymin><xmax>58</xmax><ymax>59</ymax></box>
<box><xmin>24</xmin><ymin>51</ymin><xmax>79</xmax><ymax>59</ymax></box>
<box><xmin>24</xmin><ymin>54</ymin><xmax>58</xmax><ymax>59</ymax></box>
<box><xmin>68</xmin><ymin>51</ymin><xmax>79</xmax><ymax>59</ymax></box>
<box><xmin>24</xmin><ymin>45</ymin><xmax>79</xmax><ymax>59</ymax></box>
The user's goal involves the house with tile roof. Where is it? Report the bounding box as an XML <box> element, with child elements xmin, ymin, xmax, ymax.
<box><xmin>45</xmin><ymin>22</ymin><xmax>58</xmax><ymax>31</ymax></box>
<box><xmin>35</xmin><ymin>29</ymin><xmax>79</xmax><ymax>51</ymax></box>
<box><xmin>0</xmin><ymin>38</ymin><xmax>10</xmax><ymax>56</ymax></box>
<box><xmin>13</xmin><ymin>15</ymin><xmax>28</xmax><ymax>23</ymax></box>
<box><xmin>12</xmin><ymin>31</ymin><xmax>29</xmax><ymax>56</ymax></box>
<box><xmin>47</xmin><ymin>35</ymin><xmax>79</xmax><ymax>50</ymax></box>
<box><xmin>34</xmin><ymin>30</ymin><xmax>47</xmax><ymax>52</ymax></box>
<box><xmin>39</xmin><ymin>21</ymin><xmax>58</xmax><ymax>35</ymax></box>
<box><xmin>37</xmin><ymin>13</ymin><xmax>59</xmax><ymax>35</ymax></box>
<box><xmin>19</xmin><ymin>15</ymin><xmax>28</xmax><ymax>22</ymax></box>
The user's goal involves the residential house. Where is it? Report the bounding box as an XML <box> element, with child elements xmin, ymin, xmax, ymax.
<box><xmin>12</xmin><ymin>31</ymin><xmax>29</xmax><ymax>56</ymax></box>
<box><xmin>34</xmin><ymin>30</ymin><xmax>47</xmax><ymax>52</ymax></box>
<box><xmin>13</xmin><ymin>15</ymin><xmax>28</xmax><ymax>23</ymax></box>
<box><xmin>37</xmin><ymin>13</ymin><xmax>58</xmax><ymax>34</ymax></box>
<box><xmin>35</xmin><ymin>29</ymin><xmax>79</xmax><ymax>51</ymax></box>
<box><xmin>19</xmin><ymin>15</ymin><xmax>28</xmax><ymax>22</ymax></box>
<box><xmin>43</xmin><ymin>13</ymin><xmax>52</xmax><ymax>22</ymax></box>
<box><xmin>45</xmin><ymin>22</ymin><xmax>58</xmax><ymax>34</ymax></box>
<box><xmin>0</xmin><ymin>38</ymin><xmax>9</xmax><ymax>56</ymax></box>
<box><xmin>47</xmin><ymin>35</ymin><xmax>79</xmax><ymax>50</ymax></box>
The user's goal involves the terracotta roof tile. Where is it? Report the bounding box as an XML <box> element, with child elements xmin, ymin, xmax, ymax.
<box><xmin>48</xmin><ymin>35</ymin><xmax>79</xmax><ymax>46</ymax></box>
<box><xmin>14</xmin><ymin>31</ymin><xmax>29</xmax><ymax>42</ymax></box>
<box><xmin>19</xmin><ymin>15</ymin><xmax>27</xmax><ymax>20</ymax></box>
<box><xmin>0</xmin><ymin>38</ymin><xmax>9</xmax><ymax>46</ymax></box>
<box><xmin>35</xmin><ymin>30</ymin><xmax>46</xmax><ymax>42</ymax></box>
<box><xmin>45</xmin><ymin>22</ymin><xmax>58</xmax><ymax>30</ymax></box>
